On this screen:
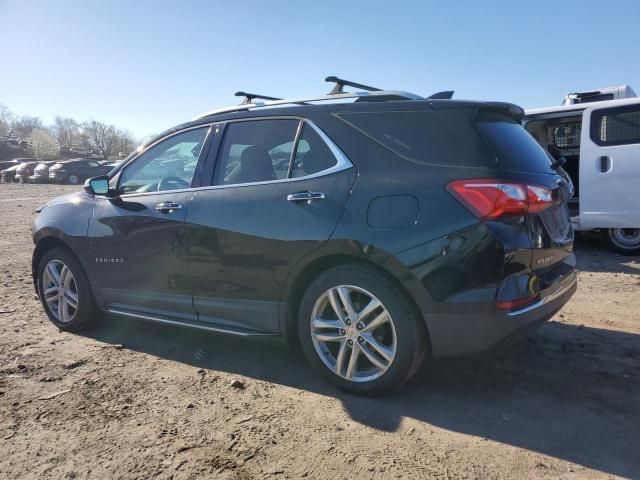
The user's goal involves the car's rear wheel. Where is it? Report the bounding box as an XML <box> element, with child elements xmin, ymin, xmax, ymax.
<box><xmin>603</xmin><ymin>228</ymin><xmax>640</xmax><ymax>255</ymax></box>
<box><xmin>298</xmin><ymin>265</ymin><xmax>427</xmax><ymax>395</ymax></box>
<box><xmin>68</xmin><ymin>174</ymin><xmax>79</xmax><ymax>185</ymax></box>
<box><xmin>37</xmin><ymin>247</ymin><xmax>97</xmax><ymax>331</ymax></box>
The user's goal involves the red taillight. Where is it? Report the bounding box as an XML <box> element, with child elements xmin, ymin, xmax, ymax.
<box><xmin>446</xmin><ymin>179</ymin><xmax>553</xmax><ymax>220</ymax></box>
<box><xmin>495</xmin><ymin>294</ymin><xmax>539</xmax><ymax>311</ymax></box>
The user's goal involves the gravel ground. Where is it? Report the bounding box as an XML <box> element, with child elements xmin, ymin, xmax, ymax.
<box><xmin>0</xmin><ymin>183</ymin><xmax>639</xmax><ymax>479</ymax></box>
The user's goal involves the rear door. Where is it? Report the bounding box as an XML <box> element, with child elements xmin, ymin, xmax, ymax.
<box><xmin>580</xmin><ymin>101</ymin><xmax>640</xmax><ymax>228</ymax></box>
<box><xmin>185</xmin><ymin>118</ymin><xmax>356</xmax><ymax>333</ymax></box>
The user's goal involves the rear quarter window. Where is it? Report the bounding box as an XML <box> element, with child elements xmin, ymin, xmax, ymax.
<box><xmin>334</xmin><ymin>110</ymin><xmax>489</xmax><ymax>167</ymax></box>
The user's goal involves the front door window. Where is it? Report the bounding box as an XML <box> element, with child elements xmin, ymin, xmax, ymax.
<box><xmin>118</xmin><ymin>127</ymin><xmax>209</xmax><ymax>194</ymax></box>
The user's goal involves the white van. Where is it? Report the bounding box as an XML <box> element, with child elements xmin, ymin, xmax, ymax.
<box><xmin>524</xmin><ymin>87</ymin><xmax>640</xmax><ymax>255</ymax></box>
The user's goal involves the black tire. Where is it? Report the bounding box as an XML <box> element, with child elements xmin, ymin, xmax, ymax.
<box><xmin>298</xmin><ymin>264</ymin><xmax>428</xmax><ymax>396</ymax></box>
<box><xmin>36</xmin><ymin>247</ymin><xmax>98</xmax><ymax>331</ymax></box>
<box><xmin>602</xmin><ymin>228</ymin><xmax>640</xmax><ymax>256</ymax></box>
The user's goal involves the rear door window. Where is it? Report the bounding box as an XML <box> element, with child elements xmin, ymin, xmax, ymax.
<box><xmin>591</xmin><ymin>104</ymin><xmax>640</xmax><ymax>146</ymax></box>
<box><xmin>290</xmin><ymin>123</ymin><xmax>337</xmax><ymax>177</ymax></box>
<box><xmin>215</xmin><ymin>120</ymin><xmax>300</xmax><ymax>185</ymax></box>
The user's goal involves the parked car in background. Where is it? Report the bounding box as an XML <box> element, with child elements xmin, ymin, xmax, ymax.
<box><xmin>29</xmin><ymin>161</ymin><xmax>57</xmax><ymax>183</ymax></box>
<box><xmin>0</xmin><ymin>157</ymin><xmax>36</xmax><ymax>172</ymax></box>
<box><xmin>48</xmin><ymin>158</ymin><xmax>113</xmax><ymax>184</ymax></box>
<box><xmin>15</xmin><ymin>161</ymin><xmax>39</xmax><ymax>183</ymax></box>
<box><xmin>103</xmin><ymin>159</ymin><xmax>124</xmax><ymax>169</ymax></box>
<box><xmin>525</xmin><ymin>85</ymin><xmax>640</xmax><ymax>254</ymax></box>
<box><xmin>1</xmin><ymin>164</ymin><xmax>21</xmax><ymax>182</ymax></box>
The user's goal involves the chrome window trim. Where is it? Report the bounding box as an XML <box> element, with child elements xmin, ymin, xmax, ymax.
<box><xmin>113</xmin><ymin>117</ymin><xmax>353</xmax><ymax>199</ymax></box>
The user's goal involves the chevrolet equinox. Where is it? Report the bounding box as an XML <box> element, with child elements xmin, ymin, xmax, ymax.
<box><xmin>32</xmin><ymin>77</ymin><xmax>577</xmax><ymax>395</ymax></box>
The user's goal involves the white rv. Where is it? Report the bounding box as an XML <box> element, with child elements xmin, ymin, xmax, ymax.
<box><xmin>524</xmin><ymin>86</ymin><xmax>640</xmax><ymax>254</ymax></box>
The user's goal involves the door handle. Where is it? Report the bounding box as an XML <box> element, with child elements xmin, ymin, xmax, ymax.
<box><xmin>600</xmin><ymin>156</ymin><xmax>611</xmax><ymax>173</ymax></box>
<box><xmin>155</xmin><ymin>201</ymin><xmax>183</xmax><ymax>213</ymax></box>
<box><xmin>287</xmin><ymin>191</ymin><xmax>326</xmax><ymax>204</ymax></box>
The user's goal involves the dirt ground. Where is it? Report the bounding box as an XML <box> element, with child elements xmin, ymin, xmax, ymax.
<box><xmin>0</xmin><ymin>183</ymin><xmax>638</xmax><ymax>480</ymax></box>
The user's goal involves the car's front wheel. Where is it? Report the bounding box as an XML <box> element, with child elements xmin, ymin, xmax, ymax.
<box><xmin>68</xmin><ymin>174</ymin><xmax>80</xmax><ymax>185</ymax></box>
<box><xmin>37</xmin><ymin>247</ymin><xmax>97</xmax><ymax>331</ymax></box>
<box><xmin>603</xmin><ymin>228</ymin><xmax>640</xmax><ymax>255</ymax></box>
<box><xmin>298</xmin><ymin>265</ymin><xmax>427</xmax><ymax>395</ymax></box>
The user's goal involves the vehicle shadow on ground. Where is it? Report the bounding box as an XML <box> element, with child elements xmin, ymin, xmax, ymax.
<box><xmin>82</xmin><ymin>316</ymin><xmax>640</xmax><ymax>478</ymax></box>
<box><xmin>574</xmin><ymin>234</ymin><xmax>639</xmax><ymax>275</ymax></box>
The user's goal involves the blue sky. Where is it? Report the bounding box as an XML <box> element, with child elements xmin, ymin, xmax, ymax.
<box><xmin>1</xmin><ymin>0</ymin><xmax>638</xmax><ymax>139</ymax></box>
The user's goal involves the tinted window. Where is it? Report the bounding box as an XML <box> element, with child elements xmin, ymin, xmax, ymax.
<box><xmin>119</xmin><ymin>127</ymin><xmax>208</xmax><ymax>194</ymax></box>
<box><xmin>591</xmin><ymin>105</ymin><xmax>640</xmax><ymax>146</ymax></box>
<box><xmin>290</xmin><ymin>124</ymin><xmax>337</xmax><ymax>177</ymax></box>
<box><xmin>215</xmin><ymin>120</ymin><xmax>299</xmax><ymax>185</ymax></box>
<box><xmin>477</xmin><ymin>112</ymin><xmax>554</xmax><ymax>174</ymax></box>
<box><xmin>336</xmin><ymin>110</ymin><xmax>486</xmax><ymax>167</ymax></box>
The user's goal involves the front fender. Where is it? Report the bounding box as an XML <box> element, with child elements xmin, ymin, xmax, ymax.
<box><xmin>32</xmin><ymin>192</ymin><xmax>95</xmax><ymax>288</ymax></box>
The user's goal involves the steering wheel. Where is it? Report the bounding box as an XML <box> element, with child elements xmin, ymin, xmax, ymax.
<box><xmin>157</xmin><ymin>176</ymin><xmax>189</xmax><ymax>191</ymax></box>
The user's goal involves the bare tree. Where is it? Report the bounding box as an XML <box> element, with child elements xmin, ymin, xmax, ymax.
<box><xmin>0</xmin><ymin>104</ymin><xmax>15</xmax><ymax>139</ymax></box>
<box><xmin>116</xmin><ymin>129</ymin><xmax>136</xmax><ymax>155</ymax></box>
<box><xmin>14</xmin><ymin>115</ymin><xmax>42</xmax><ymax>139</ymax></box>
<box><xmin>83</xmin><ymin>120</ymin><xmax>121</xmax><ymax>159</ymax></box>
<box><xmin>30</xmin><ymin>128</ymin><xmax>58</xmax><ymax>159</ymax></box>
<box><xmin>53</xmin><ymin>116</ymin><xmax>80</xmax><ymax>146</ymax></box>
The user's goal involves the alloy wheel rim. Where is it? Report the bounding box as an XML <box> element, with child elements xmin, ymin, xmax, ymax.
<box><xmin>310</xmin><ymin>285</ymin><xmax>397</xmax><ymax>383</ymax></box>
<box><xmin>69</xmin><ymin>175</ymin><xmax>78</xmax><ymax>184</ymax></box>
<box><xmin>42</xmin><ymin>260</ymin><xmax>78</xmax><ymax>323</ymax></box>
<box><xmin>609</xmin><ymin>228</ymin><xmax>640</xmax><ymax>249</ymax></box>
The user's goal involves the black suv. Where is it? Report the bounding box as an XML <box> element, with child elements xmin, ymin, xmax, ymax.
<box><xmin>32</xmin><ymin>77</ymin><xmax>576</xmax><ymax>395</ymax></box>
<box><xmin>48</xmin><ymin>158</ymin><xmax>112</xmax><ymax>184</ymax></box>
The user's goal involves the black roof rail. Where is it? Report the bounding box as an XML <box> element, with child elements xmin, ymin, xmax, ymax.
<box><xmin>325</xmin><ymin>76</ymin><xmax>382</xmax><ymax>95</ymax></box>
<box><xmin>427</xmin><ymin>90</ymin><xmax>454</xmax><ymax>100</ymax></box>
<box><xmin>235</xmin><ymin>91</ymin><xmax>282</xmax><ymax>104</ymax></box>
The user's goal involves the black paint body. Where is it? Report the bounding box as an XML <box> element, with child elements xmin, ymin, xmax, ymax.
<box><xmin>32</xmin><ymin>99</ymin><xmax>576</xmax><ymax>357</ymax></box>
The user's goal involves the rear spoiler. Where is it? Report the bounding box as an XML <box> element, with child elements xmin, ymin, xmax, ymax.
<box><xmin>429</xmin><ymin>100</ymin><xmax>525</xmax><ymax>122</ymax></box>
<box><xmin>477</xmin><ymin>102</ymin><xmax>525</xmax><ymax>122</ymax></box>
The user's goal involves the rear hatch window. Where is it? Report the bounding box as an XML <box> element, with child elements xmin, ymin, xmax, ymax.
<box><xmin>476</xmin><ymin>111</ymin><xmax>555</xmax><ymax>174</ymax></box>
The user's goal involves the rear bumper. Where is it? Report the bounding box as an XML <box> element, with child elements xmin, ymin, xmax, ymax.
<box><xmin>426</xmin><ymin>269</ymin><xmax>577</xmax><ymax>358</ymax></box>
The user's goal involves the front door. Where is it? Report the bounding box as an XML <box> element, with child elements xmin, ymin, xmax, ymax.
<box><xmin>580</xmin><ymin>102</ymin><xmax>640</xmax><ymax>229</ymax></box>
<box><xmin>185</xmin><ymin>118</ymin><xmax>356</xmax><ymax>333</ymax></box>
<box><xmin>88</xmin><ymin>125</ymin><xmax>212</xmax><ymax>320</ymax></box>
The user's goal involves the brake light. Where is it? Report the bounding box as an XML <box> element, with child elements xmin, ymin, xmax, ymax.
<box><xmin>446</xmin><ymin>179</ymin><xmax>553</xmax><ymax>219</ymax></box>
<box><xmin>495</xmin><ymin>294</ymin><xmax>539</xmax><ymax>311</ymax></box>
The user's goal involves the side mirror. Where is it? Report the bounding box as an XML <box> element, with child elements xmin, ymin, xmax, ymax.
<box><xmin>84</xmin><ymin>175</ymin><xmax>110</xmax><ymax>196</ymax></box>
